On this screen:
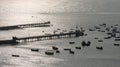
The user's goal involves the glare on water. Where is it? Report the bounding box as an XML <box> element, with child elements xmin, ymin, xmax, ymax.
<box><xmin>0</xmin><ymin>0</ymin><xmax>120</xmax><ymax>67</ymax></box>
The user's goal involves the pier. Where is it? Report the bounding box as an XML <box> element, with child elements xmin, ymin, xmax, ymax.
<box><xmin>0</xmin><ymin>29</ymin><xmax>84</xmax><ymax>44</ymax></box>
<box><xmin>0</xmin><ymin>21</ymin><xmax>51</xmax><ymax>30</ymax></box>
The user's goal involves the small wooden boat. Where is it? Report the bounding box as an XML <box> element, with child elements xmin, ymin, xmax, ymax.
<box><xmin>57</xmin><ymin>28</ymin><xmax>61</xmax><ymax>30</ymax></box>
<box><xmin>86</xmin><ymin>41</ymin><xmax>91</xmax><ymax>46</ymax></box>
<box><xmin>98</xmin><ymin>30</ymin><xmax>102</xmax><ymax>32</ymax></box>
<box><xmin>104</xmin><ymin>37</ymin><xmax>111</xmax><ymax>39</ymax></box>
<box><xmin>114</xmin><ymin>24</ymin><xmax>119</xmax><ymax>26</ymax></box>
<box><xmin>52</xmin><ymin>46</ymin><xmax>58</xmax><ymax>50</ymax></box>
<box><xmin>114</xmin><ymin>44</ymin><xmax>120</xmax><ymax>46</ymax></box>
<box><xmin>101</xmin><ymin>30</ymin><xmax>105</xmax><ymax>32</ymax></box>
<box><xmin>45</xmin><ymin>51</ymin><xmax>54</xmax><ymax>55</ymax></box>
<box><xmin>89</xmin><ymin>29</ymin><xmax>95</xmax><ymax>31</ymax></box>
<box><xmin>94</xmin><ymin>26</ymin><xmax>101</xmax><ymax>29</ymax></box>
<box><xmin>102</xmin><ymin>23</ymin><xmax>106</xmax><ymax>26</ymax></box>
<box><xmin>115</xmin><ymin>38</ymin><xmax>120</xmax><ymax>41</ymax></box>
<box><xmin>81</xmin><ymin>41</ymin><xmax>91</xmax><ymax>47</ymax></box>
<box><xmin>56</xmin><ymin>50</ymin><xmax>60</xmax><ymax>53</ymax></box>
<box><xmin>75</xmin><ymin>47</ymin><xmax>81</xmax><ymax>49</ymax></box>
<box><xmin>98</xmin><ymin>40</ymin><xmax>103</xmax><ymax>42</ymax></box>
<box><xmin>107</xmin><ymin>32</ymin><xmax>112</xmax><ymax>35</ymax></box>
<box><xmin>94</xmin><ymin>37</ymin><xmax>99</xmax><ymax>39</ymax></box>
<box><xmin>12</xmin><ymin>55</ymin><xmax>20</xmax><ymax>57</ymax></box>
<box><xmin>69</xmin><ymin>42</ymin><xmax>75</xmax><ymax>44</ymax></box>
<box><xmin>115</xmin><ymin>37</ymin><xmax>120</xmax><ymax>38</ymax></box>
<box><xmin>31</xmin><ymin>48</ymin><xmax>39</xmax><ymax>52</ymax></box>
<box><xmin>69</xmin><ymin>50</ymin><xmax>75</xmax><ymax>54</ymax></box>
<box><xmin>81</xmin><ymin>41</ymin><xmax>86</xmax><ymax>47</ymax></box>
<box><xmin>96</xmin><ymin>47</ymin><xmax>103</xmax><ymax>50</ymax></box>
<box><xmin>64</xmin><ymin>48</ymin><xmax>71</xmax><ymax>51</ymax></box>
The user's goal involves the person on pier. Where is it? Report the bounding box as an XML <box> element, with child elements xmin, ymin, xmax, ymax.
<box><xmin>12</xmin><ymin>36</ymin><xmax>18</xmax><ymax>41</ymax></box>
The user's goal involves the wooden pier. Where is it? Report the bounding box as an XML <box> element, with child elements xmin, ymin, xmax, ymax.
<box><xmin>0</xmin><ymin>21</ymin><xmax>51</xmax><ymax>30</ymax></box>
<box><xmin>0</xmin><ymin>29</ymin><xmax>84</xmax><ymax>44</ymax></box>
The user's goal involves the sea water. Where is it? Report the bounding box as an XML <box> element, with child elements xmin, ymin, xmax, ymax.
<box><xmin>0</xmin><ymin>0</ymin><xmax>120</xmax><ymax>67</ymax></box>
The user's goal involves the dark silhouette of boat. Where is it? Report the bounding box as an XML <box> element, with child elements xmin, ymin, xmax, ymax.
<box><xmin>75</xmin><ymin>47</ymin><xmax>81</xmax><ymax>49</ymax></box>
<box><xmin>81</xmin><ymin>41</ymin><xmax>86</xmax><ymax>47</ymax></box>
<box><xmin>31</xmin><ymin>48</ymin><xmax>39</xmax><ymax>52</ymax></box>
<box><xmin>81</xmin><ymin>41</ymin><xmax>91</xmax><ymax>47</ymax></box>
<box><xmin>94</xmin><ymin>37</ymin><xmax>99</xmax><ymax>39</ymax></box>
<box><xmin>12</xmin><ymin>55</ymin><xmax>20</xmax><ymax>57</ymax></box>
<box><xmin>64</xmin><ymin>48</ymin><xmax>71</xmax><ymax>51</ymax></box>
<box><xmin>98</xmin><ymin>40</ymin><xmax>103</xmax><ymax>42</ymax></box>
<box><xmin>96</xmin><ymin>47</ymin><xmax>103</xmax><ymax>50</ymax></box>
<box><xmin>45</xmin><ymin>51</ymin><xmax>54</xmax><ymax>55</ymax></box>
<box><xmin>115</xmin><ymin>38</ymin><xmax>120</xmax><ymax>41</ymax></box>
<box><xmin>114</xmin><ymin>44</ymin><xmax>120</xmax><ymax>46</ymax></box>
<box><xmin>69</xmin><ymin>50</ymin><xmax>75</xmax><ymax>54</ymax></box>
<box><xmin>101</xmin><ymin>30</ymin><xmax>105</xmax><ymax>32</ymax></box>
<box><xmin>89</xmin><ymin>29</ymin><xmax>95</xmax><ymax>31</ymax></box>
<box><xmin>69</xmin><ymin>42</ymin><xmax>75</xmax><ymax>44</ymax></box>
<box><xmin>104</xmin><ymin>36</ymin><xmax>111</xmax><ymax>39</ymax></box>
<box><xmin>107</xmin><ymin>32</ymin><xmax>112</xmax><ymax>35</ymax></box>
<box><xmin>52</xmin><ymin>46</ymin><xmax>58</xmax><ymax>50</ymax></box>
<box><xmin>86</xmin><ymin>41</ymin><xmax>91</xmax><ymax>46</ymax></box>
<box><xmin>94</xmin><ymin>26</ymin><xmax>101</xmax><ymax>29</ymax></box>
<box><xmin>56</xmin><ymin>50</ymin><xmax>60</xmax><ymax>53</ymax></box>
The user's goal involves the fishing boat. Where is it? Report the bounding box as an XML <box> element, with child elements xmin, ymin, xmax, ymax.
<box><xmin>98</xmin><ymin>40</ymin><xmax>103</xmax><ymax>42</ymax></box>
<box><xmin>45</xmin><ymin>50</ymin><xmax>54</xmax><ymax>55</ymax></box>
<box><xmin>114</xmin><ymin>44</ymin><xmax>120</xmax><ymax>46</ymax></box>
<box><xmin>12</xmin><ymin>55</ymin><xmax>20</xmax><ymax>57</ymax></box>
<box><xmin>69</xmin><ymin>42</ymin><xmax>75</xmax><ymax>44</ymax></box>
<box><xmin>69</xmin><ymin>50</ymin><xmax>75</xmax><ymax>54</ymax></box>
<box><xmin>75</xmin><ymin>47</ymin><xmax>81</xmax><ymax>49</ymax></box>
<box><xmin>52</xmin><ymin>46</ymin><xmax>58</xmax><ymax>50</ymax></box>
<box><xmin>96</xmin><ymin>47</ymin><xmax>103</xmax><ymax>50</ymax></box>
<box><xmin>104</xmin><ymin>36</ymin><xmax>111</xmax><ymax>39</ymax></box>
<box><xmin>64</xmin><ymin>48</ymin><xmax>71</xmax><ymax>51</ymax></box>
<box><xmin>31</xmin><ymin>48</ymin><xmax>39</xmax><ymax>52</ymax></box>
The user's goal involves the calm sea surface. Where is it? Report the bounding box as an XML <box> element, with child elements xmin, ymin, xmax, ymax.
<box><xmin>0</xmin><ymin>0</ymin><xmax>120</xmax><ymax>67</ymax></box>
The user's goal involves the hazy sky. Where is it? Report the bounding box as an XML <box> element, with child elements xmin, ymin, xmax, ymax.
<box><xmin>0</xmin><ymin>0</ymin><xmax>120</xmax><ymax>14</ymax></box>
<box><xmin>0</xmin><ymin>0</ymin><xmax>120</xmax><ymax>26</ymax></box>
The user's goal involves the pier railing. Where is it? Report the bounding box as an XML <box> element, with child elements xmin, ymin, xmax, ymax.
<box><xmin>0</xmin><ymin>21</ymin><xmax>51</xmax><ymax>30</ymax></box>
<box><xmin>0</xmin><ymin>29</ymin><xmax>84</xmax><ymax>44</ymax></box>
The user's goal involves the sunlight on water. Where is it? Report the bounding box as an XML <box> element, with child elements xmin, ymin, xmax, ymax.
<box><xmin>0</xmin><ymin>0</ymin><xmax>120</xmax><ymax>67</ymax></box>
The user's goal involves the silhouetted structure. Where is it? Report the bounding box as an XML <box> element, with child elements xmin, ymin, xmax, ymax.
<box><xmin>0</xmin><ymin>28</ymin><xmax>84</xmax><ymax>44</ymax></box>
<box><xmin>0</xmin><ymin>21</ymin><xmax>51</xmax><ymax>30</ymax></box>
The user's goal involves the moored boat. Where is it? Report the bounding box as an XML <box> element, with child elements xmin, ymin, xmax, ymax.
<box><xmin>96</xmin><ymin>46</ymin><xmax>103</xmax><ymax>50</ymax></box>
<box><xmin>12</xmin><ymin>55</ymin><xmax>20</xmax><ymax>57</ymax></box>
<box><xmin>69</xmin><ymin>42</ymin><xmax>75</xmax><ymax>44</ymax></box>
<box><xmin>31</xmin><ymin>48</ymin><xmax>39</xmax><ymax>52</ymax></box>
<box><xmin>45</xmin><ymin>50</ymin><xmax>54</xmax><ymax>55</ymax></box>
